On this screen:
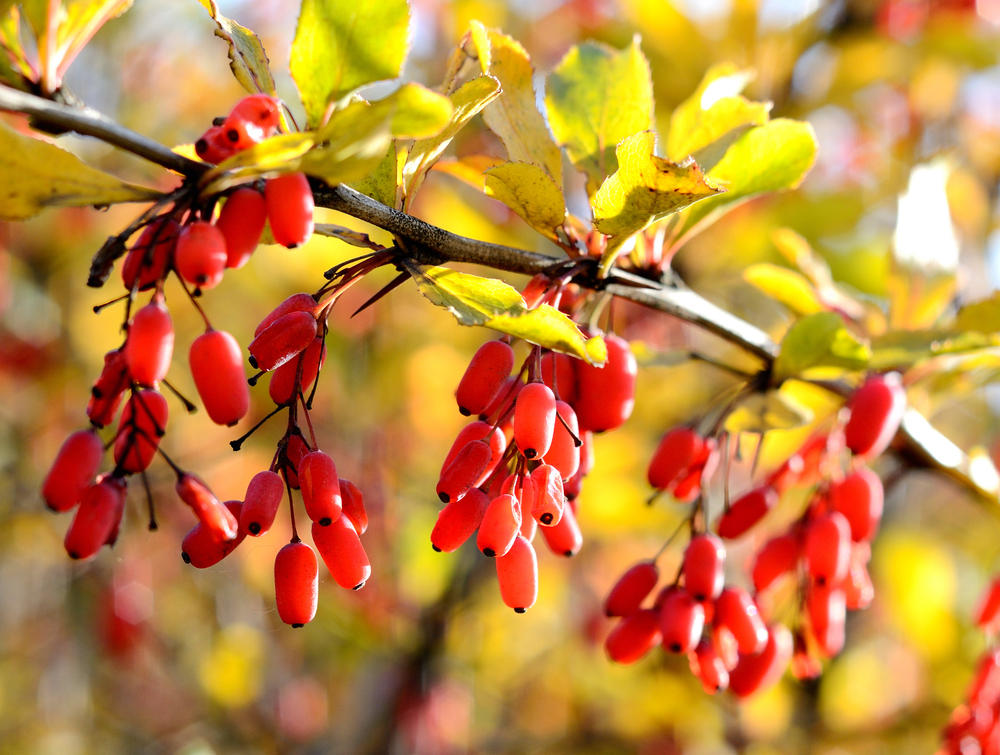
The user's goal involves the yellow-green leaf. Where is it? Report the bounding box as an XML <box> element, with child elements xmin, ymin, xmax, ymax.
<box><xmin>401</xmin><ymin>261</ymin><xmax>605</xmax><ymax>364</ymax></box>
<box><xmin>743</xmin><ymin>263</ymin><xmax>824</xmax><ymax>316</ymax></box>
<box><xmin>591</xmin><ymin>130</ymin><xmax>722</xmax><ymax>250</ymax></box>
<box><xmin>469</xmin><ymin>24</ymin><xmax>563</xmax><ymax>188</ymax></box>
<box><xmin>200</xmin><ymin>132</ymin><xmax>317</xmax><ymax>194</ymax></box>
<box><xmin>0</xmin><ymin>122</ymin><xmax>161</xmax><ymax>219</ymax></box>
<box><xmin>869</xmin><ymin>329</ymin><xmax>1000</xmax><ymax>371</ymax></box>
<box><xmin>198</xmin><ymin>0</ymin><xmax>276</xmax><ymax>95</ymax></box>
<box><xmin>403</xmin><ymin>75</ymin><xmax>501</xmax><ymax>199</ymax></box>
<box><xmin>290</xmin><ymin>0</ymin><xmax>410</xmax><ymax>127</ymax></box>
<box><xmin>545</xmin><ymin>37</ymin><xmax>653</xmax><ymax>195</ymax></box>
<box><xmin>353</xmin><ymin>142</ymin><xmax>402</xmax><ymax>208</ymax></box>
<box><xmin>666</xmin><ymin>63</ymin><xmax>770</xmax><ymax>164</ymax></box>
<box><xmin>484</xmin><ymin>162</ymin><xmax>566</xmax><ymax>241</ymax></box>
<box><xmin>774</xmin><ymin>311</ymin><xmax>871</xmax><ymax>381</ymax></box>
<box><xmin>725</xmin><ymin>390</ymin><xmax>813</xmax><ymax>434</ymax></box>
<box><xmin>677</xmin><ymin>118</ymin><xmax>818</xmax><ymax>242</ymax></box>
<box><xmin>956</xmin><ymin>293</ymin><xmax>1000</xmax><ymax>334</ymax></box>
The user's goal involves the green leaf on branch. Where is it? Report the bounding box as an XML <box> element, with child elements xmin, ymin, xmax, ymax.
<box><xmin>401</xmin><ymin>261</ymin><xmax>606</xmax><ymax>364</ymax></box>
<box><xmin>198</xmin><ymin>0</ymin><xmax>277</xmax><ymax>95</ymax></box>
<box><xmin>725</xmin><ymin>390</ymin><xmax>813</xmax><ymax>434</ymax></box>
<box><xmin>666</xmin><ymin>63</ymin><xmax>770</xmax><ymax>164</ymax></box>
<box><xmin>955</xmin><ymin>293</ymin><xmax>1000</xmax><ymax>334</ymax></box>
<box><xmin>677</xmin><ymin>118</ymin><xmax>818</xmax><ymax>243</ymax></box>
<box><xmin>0</xmin><ymin>122</ymin><xmax>161</xmax><ymax>220</ymax></box>
<box><xmin>545</xmin><ymin>37</ymin><xmax>653</xmax><ymax>195</ymax></box>
<box><xmin>743</xmin><ymin>263</ymin><xmax>824</xmax><ymax>316</ymax></box>
<box><xmin>468</xmin><ymin>24</ymin><xmax>564</xmax><ymax>188</ymax></box>
<box><xmin>403</xmin><ymin>75</ymin><xmax>501</xmax><ymax>200</ymax></box>
<box><xmin>484</xmin><ymin>162</ymin><xmax>566</xmax><ymax>241</ymax></box>
<box><xmin>290</xmin><ymin>0</ymin><xmax>410</xmax><ymax>127</ymax></box>
<box><xmin>774</xmin><ymin>311</ymin><xmax>871</xmax><ymax>381</ymax></box>
<box><xmin>868</xmin><ymin>329</ymin><xmax>1000</xmax><ymax>371</ymax></box>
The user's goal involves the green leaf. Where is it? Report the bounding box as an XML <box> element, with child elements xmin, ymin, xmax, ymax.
<box><xmin>743</xmin><ymin>263</ymin><xmax>824</xmax><ymax>316</ymax></box>
<box><xmin>774</xmin><ymin>312</ymin><xmax>871</xmax><ymax>381</ymax></box>
<box><xmin>0</xmin><ymin>122</ymin><xmax>161</xmax><ymax>219</ymax></box>
<box><xmin>401</xmin><ymin>261</ymin><xmax>605</xmax><ymax>364</ymax></box>
<box><xmin>352</xmin><ymin>142</ymin><xmax>402</xmax><ymax>208</ymax></box>
<box><xmin>469</xmin><ymin>24</ymin><xmax>564</xmax><ymax>188</ymax></box>
<box><xmin>590</xmin><ymin>131</ymin><xmax>722</xmax><ymax>270</ymax></box>
<box><xmin>869</xmin><ymin>329</ymin><xmax>1000</xmax><ymax>371</ymax></box>
<box><xmin>677</xmin><ymin>118</ymin><xmax>818</xmax><ymax>242</ymax></box>
<box><xmin>954</xmin><ymin>293</ymin><xmax>1000</xmax><ymax>333</ymax></box>
<box><xmin>198</xmin><ymin>0</ymin><xmax>277</xmax><ymax>95</ymax></box>
<box><xmin>403</xmin><ymin>75</ymin><xmax>501</xmax><ymax>199</ymax></box>
<box><xmin>290</xmin><ymin>0</ymin><xmax>410</xmax><ymax>127</ymax></box>
<box><xmin>666</xmin><ymin>63</ymin><xmax>770</xmax><ymax>164</ymax></box>
<box><xmin>484</xmin><ymin>162</ymin><xmax>566</xmax><ymax>241</ymax></box>
<box><xmin>200</xmin><ymin>133</ymin><xmax>317</xmax><ymax>194</ymax></box>
<box><xmin>545</xmin><ymin>38</ymin><xmax>653</xmax><ymax>195</ymax></box>
<box><xmin>725</xmin><ymin>390</ymin><xmax>813</xmax><ymax>434</ymax></box>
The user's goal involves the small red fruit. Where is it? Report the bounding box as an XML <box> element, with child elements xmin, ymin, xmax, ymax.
<box><xmin>274</xmin><ymin>541</ymin><xmax>319</xmax><ymax>627</ymax></box>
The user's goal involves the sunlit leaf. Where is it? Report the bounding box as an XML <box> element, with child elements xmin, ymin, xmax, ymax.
<box><xmin>197</xmin><ymin>0</ymin><xmax>276</xmax><ymax>95</ymax></box>
<box><xmin>666</xmin><ymin>63</ymin><xmax>770</xmax><ymax>163</ymax></box>
<box><xmin>353</xmin><ymin>142</ymin><xmax>402</xmax><ymax>208</ymax></box>
<box><xmin>868</xmin><ymin>329</ymin><xmax>1000</xmax><ymax>371</ymax></box>
<box><xmin>743</xmin><ymin>263</ymin><xmax>823</xmax><ymax>316</ymax></box>
<box><xmin>200</xmin><ymin>132</ymin><xmax>317</xmax><ymax>193</ymax></box>
<box><xmin>432</xmin><ymin>155</ymin><xmax>504</xmax><ymax>192</ymax></box>
<box><xmin>0</xmin><ymin>122</ymin><xmax>161</xmax><ymax>219</ymax></box>
<box><xmin>955</xmin><ymin>293</ymin><xmax>1000</xmax><ymax>334</ymax></box>
<box><xmin>401</xmin><ymin>261</ymin><xmax>605</xmax><ymax>363</ymax></box>
<box><xmin>725</xmin><ymin>390</ymin><xmax>813</xmax><ymax>434</ymax></box>
<box><xmin>290</xmin><ymin>0</ymin><xmax>410</xmax><ymax>127</ymax></box>
<box><xmin>484</xmin><ymin>161</ymin><xmax>566</xmax><ymax>241</ymax></box>
<box><xmin>469</xmin><ymin>24</ymin><xmax>564</xmax><ymax>188</ymax></box>
<box><xmin>677</xmin><ymin>119</ymin><xmax>817</xmax><ymax>243</ymax></box>
<box><xmin>774</xmin><ymin>312</ymin><xmax>870</xmax><ymax>381</ymax></box>
<box><xmin>545</xmin><ymin>37</ymin><xmax>653</xmax><ymax>194</ymax></box>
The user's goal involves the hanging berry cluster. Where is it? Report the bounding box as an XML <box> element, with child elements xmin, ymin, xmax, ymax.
<box><xmin>600</xmin><ymin>372</ymin><xmax>906</xmax><ymax>698</ymax></box>
<box><xmin>431</xmin><ymin>275</ymin><xmax>637</xmax><ymax>612</ymax></box>
<box><xmin>40</xmin><ymin>95</ymin><xmax>376</xmax><ymax>628</ymax></box>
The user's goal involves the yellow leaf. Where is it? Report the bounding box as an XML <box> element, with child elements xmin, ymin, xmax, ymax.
<box><xmin>743</xmin><ymin>263</ymin><xmax>824</xmax><ymax>316</ymax></box>
<box><xmin>484</xmin><ymin>161</ymin><xmax>566</xmax><ymax>240</ymax></box>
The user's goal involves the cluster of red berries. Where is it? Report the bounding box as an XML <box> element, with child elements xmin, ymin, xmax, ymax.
<box><xmin>940</xmin><ymin>579</ymin><xmax>1000</xmax><ymax>753</ymax></box>
<box><xmin>431</xmin><ymin>275</ymin><xmax>637</xmax><ymax>612</ymax></box>
<box><xmin>40</xmin><ymin>94</ymin><xmax>374</xmax><ymax>628</ymax></box>
<box><xmin>601</xmin><ymin>373</ymin><xmax>906</xmax><ymax>697</ymax></box>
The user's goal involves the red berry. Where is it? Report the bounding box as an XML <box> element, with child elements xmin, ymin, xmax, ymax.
<box><xmin>843</xmin><ymin>373</ymin><xmax>906</xmax><ymax>459</ymax></box>
<box><xmin>274</xmin><ymin>541</ymin><xmax>319</xmax><ymax>627</ymax></box>
<box><xmin>182</xmin><ymin>500</ymin><xmax>245</xmax><ymax>567</ymax></box>
<box><xmin>605</xmin><ymin>609</ymin><xmax>661</xmax><ymax>664</ymax></box>
<box><xmin>455</xmin><ymin>340</ymin><xmax>515</xmax><ymax>416</ymax></box>
<box><xmin>113</xmin><ymin>389</ymin><xmax>168</xmax><ymax>473</ymax></box>
<box><xmin>604</xmin><ymin>561</ymin><xmax>659</xmax><ymax>617</ymax></box>
<box><xmin>659</xmin><ymin>589</ymin><xmax>705</xmax><ymax>653</ymax></box>
<box><xmin>496</xmin><ymin>535</ymin><xmax>538</xmax><ymax>613</ymax></box>
<box><xmin>222</xmin><ymin>112</ymin><xmax>266</xmax><ymax>150</ymax></box>
<box><xmin>195</xmin><ymin>125</ymin><xmax>237</xmax><ymax>164</ymax></box>
<box><xmin>255</xmin><ymin>294</ymin><xmax>318</xmax><ymax>336</ymax></box>
<box><xmin>715</xmin><ymin>587</ymin><xmax>768</xmax><ymax>655</ymax></box>
<box><xmin>176</xmin><ymin>473</ymin><xmax>238</xmax><ymax>543</ymax></box>
<box><xmin>269</xmin><ymin>335</ymin><xmax>325</xmax><ymax>406</ymax></box>
<box><xmin>339</xmin><ymin>479</ymin><xmax>368</xmax><ymax>535</ymax></box>
<box><xmin>513</xmin><ymin>382</ymin><xmax>557</xmax><ymax>459</ymax></box>
<box><xmin>282</xmin><ymin>433</ymin><xmax>309</xmax><ymax>489</ymax></box>
<box><xmin>539</xmin><ymin>351</ymin><xmax>577</xmax><ymax>404</ymax></box>
<box><xmin>806</xmin><ymin>583</ymin><xmax>847</xmax><ymax>657</ymax></box>
<box><xmin>728</xmin><ymin>623</ymin><xmax>793</xmax><ymax>698</ymax></box>
<box><xmin>692</xmin><ymin>639</ymin><xmax>730</xmax><ymax>694</ymax></box>
<box><xmin>828</xmin><ymin>466</ymin><xmax>884</xmax><ymax>541</ymax></box>
<box><xmin>573</xmin><ymin>333</ymin><xmax>636</xmax><ymax>432</ymax></box>
<box><xmin>976</xmin><ymin>578</ymin><xmax>1000</xmax><ymax>632</ymax></box>
<box><xmin>683</xmin><ymin>533</ymin><xmax>726</xmax><ymax>602</ymax></box>
<box><xmin>436</xmin><ymin>439</ymin><xmax>492</xmax><ymax>504</ymax></box>
<box><xmin>124</xmin><ymin>296</ymin><xmax>174</xmax><ymax>386</ymax></box>
<box><xmin>480</xmin><ymin>375</ymin><xmax>521</xmax><ymax>421</ymax></box>
<box><xmin>648</xmin><ymin>427</ymin><xmax>704</xmax><ymax>491</ymax></box>
<box><xmin>440</xmin><ymin>422</ymin><xmax>506</xmax><ymax>489</ymax></box>
<box><xmin>431</xmin><ymin>487</ymin><xmax>488</xmax><ymax>552</ymax></box>
<box><xmin>477</xmin><ymin>493</ymin><xmax>521</xmax><ymax>558</ymax></box>
<box><xmin>217</xmin><ymin>188</ymin><xmax>267</xmax><ymax>268</ymax></box>
<box><xmin>716</xmin><ymin>485</ymin><xmax>779</xmax><ymax>539</ymax></box>
<box><xmin>752</xmin><ymin>532</ymin><xmax>800</xmax><ymax>593</ymax></box>
<box><xmin>64</xmin><ymin>476</ymin><xmax>126</xmax><ymax>560</ymax></box>
<box><xmin>121</xmin><ymin>218</ymin><xmax>178</xmax><ymax>291</ymax></box>
<box><xmin>240</xmin><ymin>470</ymin><xmax>284</xmax><ymax>536</ymax></box>
<box><xmin>804</xmin><ymin>511</ymin><xmax>851</xmax><ymax>585</ymax></box>
<box><xmin>544</xmin><ymin>400</ymin><xmax>581</xmax><ymax>481</ymax></box>
<box><xmin>248</xmin><ymin>310</ymin><xmax>318</xmax><ymax>372</ymax></box>
<box><xmin>312</xmin><ymin>515</ymin><xmax>370</xmax><ymax>590</ymax></box>
<box><xmin>175</xmin><ymin>221</ymin><xmax>227</xmax><ymax>289</ymax></box>
<box><xmin>189</xmin><ymin>329</ymin><xmax>249</xmax><ymax>426</ymax></box>
<box><xmin>540</xmin><ymin>502</ymin><xmax>582</xmax><ymax>556</ymax></box>
<box><xmin>42</xmin><ymin>429</ymin><xmax>104</xmax><ymax>511</ymax></box>
<box><xmin>529</xmin><ymin>464</ymin><xmax>564</xmax><ymax>526</ymax></box>
<box><xmin>87</xmin><ymin>349</ymin><xmax>130</xmax><ymax>428</ymax></box>
<box><xmin>299</xmin><ymin>450</ymin><xmax>342</xmax><ymax>526</ymax></box>
<box><xmin>265</xmin><ymin>172</ymin><xmax>314</xmax><ymax>248</ymax></box>
<box><xmin>230</xmin><ymin>94</ymin><xmax>281</xmax><ymax>131</ymax></box>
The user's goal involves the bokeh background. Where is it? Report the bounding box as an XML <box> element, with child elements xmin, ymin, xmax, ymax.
<box><xmin>4</xmin><ymin>0</ymin><xmax>1000</xmax><ymax>751</ymax></box>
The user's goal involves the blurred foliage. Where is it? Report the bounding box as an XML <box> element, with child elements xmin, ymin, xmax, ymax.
<box><xmin>4</xmin><ymin>0</ymin><xmax>1000</xmax><ymax>753</ymax></box>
